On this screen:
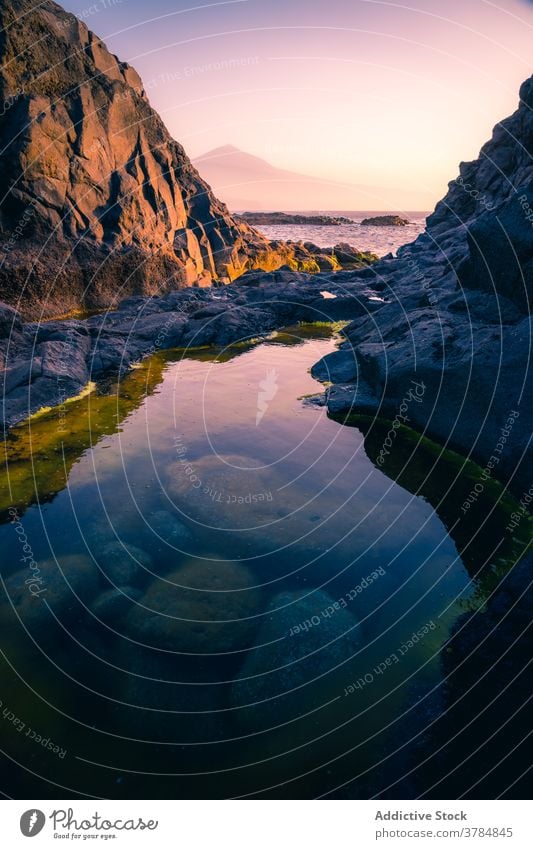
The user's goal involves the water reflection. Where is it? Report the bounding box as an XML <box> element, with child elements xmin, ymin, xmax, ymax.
<box><xmin>0</xmin><ymin>324</ymin><xmax>529</xmax><ymax>799</ymax></box>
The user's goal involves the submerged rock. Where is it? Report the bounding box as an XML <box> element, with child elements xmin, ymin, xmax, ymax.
<box><xmin>230</xmin><ymin>590</ymin><xmax>362</xmax><ymax>732</ymax></box>
<box><xmin>311</xmin><ymin>348</ymin><xmax>359</xmax><ymax>383</ymax></box>
<box><xmin>112</xmin><ymin>643</ymin><xmax>227</xmax><ymax>743</ymax></box>
<box><xmin>145</xmin><ymin>510</ymin><xmax>194</xmax><ymax>547</ymax></box>
<box><xmin>96</xmin><ymin>542</ymin><xmax>154</xmax><ymax>587</ymax></box>
<box><xmin>418</xmin><ymin>552</ymin><xmax>533</xmax><ymax>797</ymax></box>
<box><xmin>165</xmin><ymin>453</ymin><xmax>288</xmax><ymax>534</ymax></box>
<box><xmin>90</xmin><ymin>586</ymin><xmax>141</xmax><ymax>624</ymax></box>
<box><xmin>325</xmin><ymin>381</ymin><xmax>380</xmax><ymax>415</ymax></box>
<box><xmin>1</xmin><ymin>555</ymin><xmax>99</xmax><ymax>629</ymax></box>
<box><xmin>124</xmin><ymin>558</ymin><xmax>264</xmax><ymax>653</ymax></box>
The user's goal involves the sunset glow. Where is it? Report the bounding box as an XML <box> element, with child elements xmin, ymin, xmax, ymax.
<box><xmin>62</xmin><ymin>0</ymin><xmax>533</xmax><ymax>209</ymax></box>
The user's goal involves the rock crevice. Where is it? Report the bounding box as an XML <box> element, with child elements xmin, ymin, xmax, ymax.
<box><xmin>1</xmin><ymin>0</ymin><xmax>341</xmax><ymax>318</ymax></box>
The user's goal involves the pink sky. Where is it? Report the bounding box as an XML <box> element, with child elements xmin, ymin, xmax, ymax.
<box><xmin>62</xmin><ymin>0</ymin><xmax>533</xmax><ymax>209</ymax></box>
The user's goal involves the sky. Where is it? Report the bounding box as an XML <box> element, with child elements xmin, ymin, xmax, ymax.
<box><xmin>60</xmin><ymin>0</ymin><xmax>533</xmax><ymax>210</ymax></box>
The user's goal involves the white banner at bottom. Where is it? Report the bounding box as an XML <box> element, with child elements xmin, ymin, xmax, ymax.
<box><xmin>1</xmin><ymin>799</ymin><xmax>530</xmax><ymax>848</ymax></box>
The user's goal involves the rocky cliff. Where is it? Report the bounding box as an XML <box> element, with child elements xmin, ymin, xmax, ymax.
<box><xmin>0</xmin><ymin>0</ymin><xmax>314</xmax><ymax>318</ymax></box>
<box><xmin>1</xmin><ymin>7</ymin><xmax>531</xmax><ymax>497</ymax></box>
<box><xmin>314</xmin><ymin>75</ymin><xmax>533</xmax><ymax>494</ymax></box>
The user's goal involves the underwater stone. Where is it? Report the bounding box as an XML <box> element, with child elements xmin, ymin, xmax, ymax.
<box><xmin>90</xmin><ymin>585</ymin><xmax>141</xmax><ymax>624</ymax></box>
<box><xmin>96</xmin><ymin>542</ymin><xmax>154</xmax><ymax>587</ymax></box>
<box><xmin>231</xmin><ymin>589</ymin><xmax>362</xmax><ymax>732</ymax></box>
<box><xmin>125</xmin><ymin>558</ymin><xmax>263</xmax><ymax>653</ymax></box>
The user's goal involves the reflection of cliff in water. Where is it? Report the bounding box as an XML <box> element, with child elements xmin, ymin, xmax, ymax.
<box><xmin>0</xmin><ymin>327</ymin><xmax>334</xmax><ymax>523</ymax></box>
<box><xmin>0</xmin><ymin>352</ymin><xmax>172</xmax><ymax>520</ymax></box>
<box><xmin>333</xmin><ymin>414</ymin><xmax>529</xmax><ymax>587</ymax></box>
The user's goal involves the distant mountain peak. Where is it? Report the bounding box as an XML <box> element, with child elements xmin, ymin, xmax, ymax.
<box><xmin>0</xmin><ymin>0</ymin><xmax>279</xmax><ymax>316</ymax></box>
<box><xmin>192</xmin><ymin>146</ymin><xmax>425</xmax><ymax>212</ymax></box>
<box><xmin>196</xmin><ymin>144</ymin><xmax>243</xmax><ymax>159</ymax></box>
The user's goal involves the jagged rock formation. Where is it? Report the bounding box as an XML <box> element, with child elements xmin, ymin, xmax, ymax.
<box><xmin>1</xmin><ymin>19</ymin><xmax>531</xmax><ymax>496</ymax></box>
<box><xmin>0</xmin><ymin>269</ymin><xmax>378</xmax><ymax>428</ymax></box>
<box><xmin>0</xmin><ymin>0</ymin><xmax>363</xmax><ymax>319</ymax></box>
<box><xmin>315</xmin><ymin>75</ymin><xmax>533</xmax><ymax>494</ymax></box>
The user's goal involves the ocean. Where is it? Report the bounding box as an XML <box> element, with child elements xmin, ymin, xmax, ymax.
<box><xmin>251</xmin><ymin>210</ymin><xmax>429</xmax><ymax>257</ymax></box>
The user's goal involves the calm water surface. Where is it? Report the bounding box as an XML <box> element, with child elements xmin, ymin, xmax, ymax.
<box><xmin>255</xmin><ymin>212</ymin><xmax>427</xmax><ymax>256</ymax></box>
<box><xmin>0</xmin><ymin>324</ymin><xmax>524</xmax><ymax>798</ymax></box>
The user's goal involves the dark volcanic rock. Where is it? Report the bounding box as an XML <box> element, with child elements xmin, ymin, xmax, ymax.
<box><xmin>0</xmin><ymin>554</ymin><xmax>100</xmax><ymax>633</ymax></box>
<box><xmin>321</xmin><ymin>76</ymin><xmax>533</xmax><ymax>496</ymax></box>
<box><xmin>0</xmin><ymin>0</ymin><xmax>339</xmax><ymax>319</ymax></box>
<box><xmin>311</xmin><ymin>348</ymin><xmax>359</xmax><ymax>383</ymax></box>
<box><xmin>1</xmin><ymin>62</ymin><xmax>532</xmax><ymax>501</ymax></box>
<box><xmin>457</xmin><ymin>184</ymin><xmax>533</xmax><ymax>312</ymax></box>
<box><xmin>90</xmin><ymin>586</ymin><xmax>141</xmax><ymax>624</ymax></box>
<box><xmin>360</xmin><ymin>215</ymin><xmax>412</xmax><ymax>226</ymax></box>
<box><xmin>416</xmin><ymin>552</ymin><xmax>533</xmax><ymax>798</ymax></box>
<box><xmin>0</xmin><ymin>302</ymin><xmax>22</xmax><ymax>337</ymax></box>
<box><xmin>231</xmin><ymin>590</ymin><xmax>361</xmax><ymax>732</ymax></box>
<box><xmin>239</xmin><ymin>212</ymin><xmax>354</xmax><ymax>226</ymax></box>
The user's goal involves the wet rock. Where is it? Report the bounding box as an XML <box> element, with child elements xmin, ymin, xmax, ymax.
<box><xmin>96</xmin><ymin>542</ymin><xmax>154</xmax><ymax>587</ymax></box>
<box><xmin>300</xmin><ymin>393</ymin><xmax>327</xmax><ymax>408</ymax></box>
<box><xmin>419</xmin><ymin>551</ymin><xmax>533</xmax><ymax>797</ymax></box>
<box><xmin>0</xmin><ymin>1</ymin><xmax>376</xmax><ymax>322</ymax></box>
<box><xmin>311</xmin><ymin>348</ymin><xmax>359</xmax><ymax>383</ymax></box>
<box><xmin>325</xmin><ymin>381</ymin><xmax>380</xmax><ymax>415</ymax></box>
<box><xmin>90</xmin><ymin>586</ymin><xmax>141</xmax><ymax>624</ymax></box>
<box><xmin>1</xmin><ymin>554</ymin><xmax>100</xmax><ymax>629</ymax></box>
<box><xmin>112</xmin><ymin>643</ymin><xmax>227</xmax><ymax>743</ymax></box>
<box><xmin>165</xmin><ymin>451</ymin><xmax>381</xmax><ymax>562</ymax></box>
<box><xmin>124</xmin><ymin>558</ymin><xmax>263</xmax><ymax>653</ymax></box>
<box><xmin>145</xmin><ymin>510</ymin><xmax>194</xmax><ymax>547</ymax></box>
<box><xmin>360</xmin><ymin>216</ymin><xmax>411</xmax><ymax>226</ymax></box>
<box><xmin>231</xmin><ymin>590</ymin><xmax>361</xmax><ymax>731</ymax></box>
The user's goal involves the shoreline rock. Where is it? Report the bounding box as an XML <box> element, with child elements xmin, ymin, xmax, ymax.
<box><xmin>360</xmin><ymin>215</ymin><xmax>412</xmax><ymax>226</ymax></box>
<box><xmin>0</xmin><ymin>0</ymin><xmax>375</xmax><ymax>321</ymax></box>
<box><xmin>0</xmin><ymin>267</ymin><xmax>382</xmax><ymax>430</ymax></box>
<box><xmin>238</xmin><ymin>212</ymin><xmax>355</xmax><ymax>226</ymax></box>
<box><xmin>315</xmin><ymin>76</ymin><xmax>533</xmax><ymax>497</ymax></box>
<box><xmin>0</xmin><ymin>0</ymin><xmax>530</xmax><ymax>505</ymax></box>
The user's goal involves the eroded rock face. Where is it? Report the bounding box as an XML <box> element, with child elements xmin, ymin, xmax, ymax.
<box><xmin>0</xmin><ymin>0</ymin><xmax>293</xmax><ymax>318</ymax></box>
<box><xmin>316</xmin><ymin>76</ymin><xmax>533</xmax><ymax>495</ymax></box>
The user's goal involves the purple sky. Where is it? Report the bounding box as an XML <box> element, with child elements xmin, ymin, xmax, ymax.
<box><xmin>61</xmin><ymin>0</ymin><xmax>533</xmax><ymax>208</ymax></box>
